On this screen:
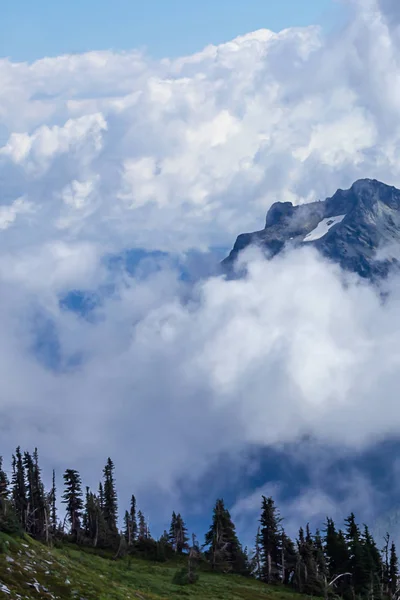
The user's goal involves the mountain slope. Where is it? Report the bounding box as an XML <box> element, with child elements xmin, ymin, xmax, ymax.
<box><xmin>223</xmin><ymin>179</ymin><xmax>400</xmax><ymax>278</ymax></box>
<box><xmin>0</xmin><ymin>532</ymin><xmax>298</xmax><ymax>600</ymax></box>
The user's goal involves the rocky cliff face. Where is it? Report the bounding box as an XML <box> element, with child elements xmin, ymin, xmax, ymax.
<box><xmin>222</xmin><ymin>179</ymin><xmax>400</xmax><ymax>279</ymax></box>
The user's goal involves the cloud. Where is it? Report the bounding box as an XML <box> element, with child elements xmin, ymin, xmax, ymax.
<box><xmin>2</xmin><ymin>0</ymin><xmax>400</xmax><ymax>253</ymax></box>
<box><xmin>2</xmin><ymin>0</ymin><xmax>400</xmax><ymax>533</ymax></box>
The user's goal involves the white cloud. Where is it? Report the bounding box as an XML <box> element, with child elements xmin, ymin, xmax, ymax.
<box><xmin>0</xmin><ymin>196</ymin><xmax>34</xmax><ymax>230</ymax></box>
<box><xmin>1</xmin><ymin>0</ymin><xmax>400</xmax><ymax>252</ymax></box>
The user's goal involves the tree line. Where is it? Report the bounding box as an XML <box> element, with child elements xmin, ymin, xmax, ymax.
<box><xmin>0</xmin><ymin>447</ymin><xmax>399</xmax><ymax>598</ymax></box>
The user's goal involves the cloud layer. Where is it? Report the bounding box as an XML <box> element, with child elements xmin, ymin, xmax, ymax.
<box><xmin>1</xmin><ymin>0</ymin><xmax>400</xmax><ymax>531</ymax></box>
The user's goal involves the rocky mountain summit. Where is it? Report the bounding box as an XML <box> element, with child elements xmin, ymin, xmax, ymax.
<box><xmin>223</xmin><ymin>179</ymin><xmax>400</xmax><ymax>279</ymax></box>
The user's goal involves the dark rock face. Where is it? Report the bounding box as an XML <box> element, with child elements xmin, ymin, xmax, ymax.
<box><xmin>222</xmin><ymin>179</ymin><xmax>400</xmax><ymax>279</ymax></box>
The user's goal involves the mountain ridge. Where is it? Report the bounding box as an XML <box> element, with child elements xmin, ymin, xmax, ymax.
<box><xmin>223</xmin><ymin>179</ymin><xmax>400</xmax><ymax>279</ymax></box>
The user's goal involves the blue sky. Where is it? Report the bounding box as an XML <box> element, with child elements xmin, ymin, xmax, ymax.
<box><xmin>1</xmin><ymin>0</ymin><xmax>342</xmax><ymax>62</ymax></box>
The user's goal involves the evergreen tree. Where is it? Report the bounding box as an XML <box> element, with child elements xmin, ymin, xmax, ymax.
<box><xmin>259</xmin><ymin>496</ymin><xmax>282</xmax><ymax>583</ymax></box>
<box><xmin>62</xmin><ymin>469</ymin><xmax>83</xmax><ymax>539</ymax></box>
<box><xmin>313</xmin><ymin>528</ymin><xmax>327</xmax><ymax>578</ymax></box>
<box><xmin>344</xmin><ymin>512</ymin><xmax>368</xmax><ymax>596</ymax></box>
<box><xmin>22</xmin><ymin>449</ymin><xmax>47</xmax><ymax>539</ymax></box>
<box><xmin>282</xmin><ymin>530</ymin><xmax>298</xmax><ymax>586</ymax></box>
<box><xmin>296</xmin><ymin>525</ymin><xmax>320</xmax><ymax>594</ymax></box>
<box><xmin>169</xmin><ymin>511</ymin><xmax>178</xmax><ymax>549</ymax></box>
<box><xmin>102</xmin><ymin>458</ymin><xmax>118</xmax><ymax>535</ymax></box>
<box><xmin>324</xmin><ymin>518</ymin><xmax>351</xmax><ymax>599</ymax></box>
<box><xmin>0</xmin><ymin>456</ymin><xmax>9</xmax><ymax>505</ymax></box>
<box><xmin>50</xmin><ymin>470</ymin><xmax>57</xmax><ymax>533</ymax></box>
<box><xmin>124</xmin><ymin>510</ymin><xmax>132</xmax><ymax>545</ymax></box>
<box><xmin>11</xmin><ymin>447</ymin><xmax>27</xmax><ymax>530</ymax></box>
<box><xmin>169</xmin><ymin>512</ymin><xmax>189</xmax><ymax>554</ymax></box>
<box><xmin>83</xmin><ymin>487</ymin><xmax>107</xmax><ymax>548</ymax></box>
<box><xmin>0</xmin><ymin>456</ymin><xmax>19</xmax><ymax>534</ymax></box>
<box><xmin>130</xmin><ymin>495</ymin><xmax>137</xmax><ymax>542</ymax></box>
<box><xmin>390</xmin><ymin>542</ymin><xmax>399</xmax><ymax>598</ymax></box>
<box><xmin>324</xmin><ymin>518</ymin><xmax>349</xmax><ymax>576</ymax></box>
<box><xmin>251</xmin><ymin>527</ymin><xmax>263</xmax><ymax>579</ymax></box>
<box><xmin>98</xmin><ymin>482</ymin><xmax>104</xmax><ymax>511</ymax></box>
<box><xmin>204</xmin><ymin>499</ymin><xmax>247</xmax><ymax>574</ymax></box>
<box><xmin>361</xmin><ymin>524</ymin><xmax>382</xmax><ymax>599</ymax></box>
<box><xmin>138</xmin><ymin>510</ymin><xmax>147</xmax><ymax>540</ymax></box>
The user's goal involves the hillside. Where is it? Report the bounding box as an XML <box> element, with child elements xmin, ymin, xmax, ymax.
<box><xmin>0</xmin><ymin>532</ymin><xmax>300</xmax><ymax>600</ymax></box>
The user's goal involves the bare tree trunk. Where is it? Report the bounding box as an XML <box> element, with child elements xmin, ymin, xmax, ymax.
<box><xmin>267</xmin><ymin>551</ymin><xmax>272</xmax><ymax>583</ymax></box>
<box><xmin>94</xmin><ymin>515</ymin><xmax>98</xmax><ymax>548</ymax></box>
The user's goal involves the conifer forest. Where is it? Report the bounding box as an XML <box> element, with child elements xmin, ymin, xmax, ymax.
<box><xmin>0</xmin><ymin>447</ymin><xmax>398</xmax><ymax>599</ymax></box>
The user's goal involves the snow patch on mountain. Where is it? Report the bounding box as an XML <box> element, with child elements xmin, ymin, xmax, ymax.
<box><xmin>303</xmin><ymin>215</ymin><xmax>346</xmax><ymax>242</ymax></box>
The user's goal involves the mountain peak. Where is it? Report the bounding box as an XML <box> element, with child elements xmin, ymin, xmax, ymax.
<box><xmin>223</xmin><ymin>179</ymin><xmax>400</xmax><ymax>279</ymax></box>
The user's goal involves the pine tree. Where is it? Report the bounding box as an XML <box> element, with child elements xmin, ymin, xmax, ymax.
<box><xmin>0</xmin><ymin>456</ymin><xmax>9</xmax><ymax>505</ymax></box>
<box><xmin>251</xmin><ymin>527</ymin><xmax>263</xmax><ymax>579</ymax></box>
<box><xmin>324</xmin><ymin>518</ymin><xmax>349</xmax><ymax>576</ymax></box>
<box><xmin>176</xmin><ymin>514</ymin><xmax>189</xmax><ymax>553</ymax></box>
<box><xmin>169</xmin><ymin>512</ymin><xmax>189</xmax><ymax>554</ymax></box>
<box><xmin>84</xmin><ymin>487</ymin><xmax>107</xmax><ymax>547</ymax></box>
<box><xmin>324</xmin><ymin>518</ymin><xmax>350</xmax><ymax>598</ymax></box>
<box><xmin>130</xmin><ymin>495</ymin><xmax>137</xmax><ymax>542</ymax></box>
<box><xmin>0</xmin><ymin>456</ymin><xmax>19</xmax><ymax>534</ymax></box>
<box><xmin>11</xmin><ymin>447</ymin><xmax>27</xmax><ymax>530</ymax></box>
<box><xmin>169</xmin><ymin>511</ymin><xmax>178</xmax><ymax>549</ymax></box>
<box><xmin>282</xmin><ymin>530</ymin><xmax>297</xmax><ymax>586</ymax></box>
<box><xmin>98</xmin><ymin>482</ymin><xmax>104</xmax><ymax>511</ymax></box>
<box><xmin>62</xmin><ymin>469</ymin><xmax>83</xmax><ymax>539</ymax></box>
<box><xmin>389</xmin><ymin>542</ymin><xmax>399</xmax><ymax>598</ymax></box>
<box><xmin>22</xmin><ymin>449</ymin><xmax>46</xmax><ymax>539</ymax></box>
<box><xmin>50</xmin><ymin>470</ymin><xmax>57</xmax><ymax>533</ymax></box>
<box><xmin>204</xmin><ymin>499</ymin><xmax>246</xmax><ymax>574</ymax></box>
<box><xmin>102</xmin><ymin>458</ymin><xmax>118</xmax><ymax>535</ymax></box>
<box><xmin>314</xmin><ymin>528</ymin><xmax>327</xmax><ymax>579</ymax></box>
<box><xmin>361</xmin><ymin>524</ymin><xmax>382</xmax><ymax>599</ymax></box>
<box><xmin>296</xmin><ymin>524</ymin><xmax>323</xmax><ymax>595</ymax></box>
<box><xmin>138</xmin><ymin>510</ymin><xmax>147</xmax><ymax>540</ymax></box>
<box><xmin>344</xmin><ymin>512</ymin><xmax>367</xmax><ymax>596</ymax></box>
<box><xmin>124</xmin><ymin>510</ymin><xmax>131</xmax><ymax>545</ymax></box>
<box><xmin>259</xmin><ymin>496</ymin><xmax>282</xmax><ymax>583</ymax></box>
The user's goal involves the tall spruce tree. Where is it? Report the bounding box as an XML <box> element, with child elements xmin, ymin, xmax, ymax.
<box><xmin>102</xmin><ymin>458</ymin><xmax>118</xmax><ymax>535</ymax></box>
<box><xmin>83</xmin><ymin>487</ymin><xmax>107</xmax><ymax>547</ymax></box>
<box><xmin>204</xmin><ymin>499</ymin><xmax>247</xmax><ymax>574</ymax></box>
<box><xmin>169</xmin><ymin>512</ymin><xmax>189</xmax><ymax>553</ymax></box>
<box><xmin>23</xmin><ymin>449</ymin><xmax>47</xmax><ymax>539</ymax></box>
<box><xmin>169</xmin><ymin>512</ymin><xmax>178</xmax><ymax>549</ymax></box>
<box><xmin>138</xmin><ymin>510</ymin><xmax>147</xmax><ymax>540</ymax></box>
<box><xmin>251</xmin><ymin>527</ymin><xmax>263</xmax><ymax>579</ymax></box>
<box><xmin>296</xmin><ymin>524</ymin><xmax>321</xmax><ymax>594</ymax></box>
<box><xmin>0</xmin><ymin>456</ymin><xmax>19</xmax><ymax>534</ymax></box>
<box><xmin>62</xmin><ymin>469</ymin><xmax>83</xmax><ymax>539</ymax></box>
<box><xmin>50</xmin><ymin>469</ymin><xmax>57</xmax><ymax>533</ymax></box>
<box><xmin>12</xmin><ymin>447</ymin><xmax>27</xmax><ymax>530</ymax></box>
<box><xmin>0</xmin><ymin>456</ymin><xmax>9</xmax><ymax>506</ymax></box>
<box><xmin>259</xmin><ymin>496</ymin><xmax>282</xmax><ymax>583</ymax></box>
<box><xmin>390</xmin><ymin>542</ymin><xmax>399</xmax><ymax>598</ymax></box>
<box><xmin>130</xmin><ymin>495</ymin><xmax>137</xmax><ymax>542</ymax></box>
<box><xmin>282</xmin><ymin>529</ymin><xmax>298</xmax><ymax>586</ymax></box>
<box><xmin>344</xmin><ymin>512</ymin><xmax>368</xmax><ymax>597</ymax></box>
<box><xmin>361</xmin><ymin>524</ymin><xmax>382</xmax><ymax>599</ymax></box>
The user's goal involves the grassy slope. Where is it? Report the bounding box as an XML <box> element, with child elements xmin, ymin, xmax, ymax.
<box><xmin>0</xmin><ymin>533</ymin><xmax>304</xmax><ymax>600</ymax></box>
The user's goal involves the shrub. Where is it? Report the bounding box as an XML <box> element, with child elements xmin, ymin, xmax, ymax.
<box><xmin>172</xmin><ymin>566</ymin><xmax>199</xmax><ymax>586</ymax></box>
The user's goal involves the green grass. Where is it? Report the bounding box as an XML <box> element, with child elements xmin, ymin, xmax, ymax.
<box><xmin>0</xmin><ymin>532</ymin><xmax>305</xmax><ymax>600</ymax></box>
